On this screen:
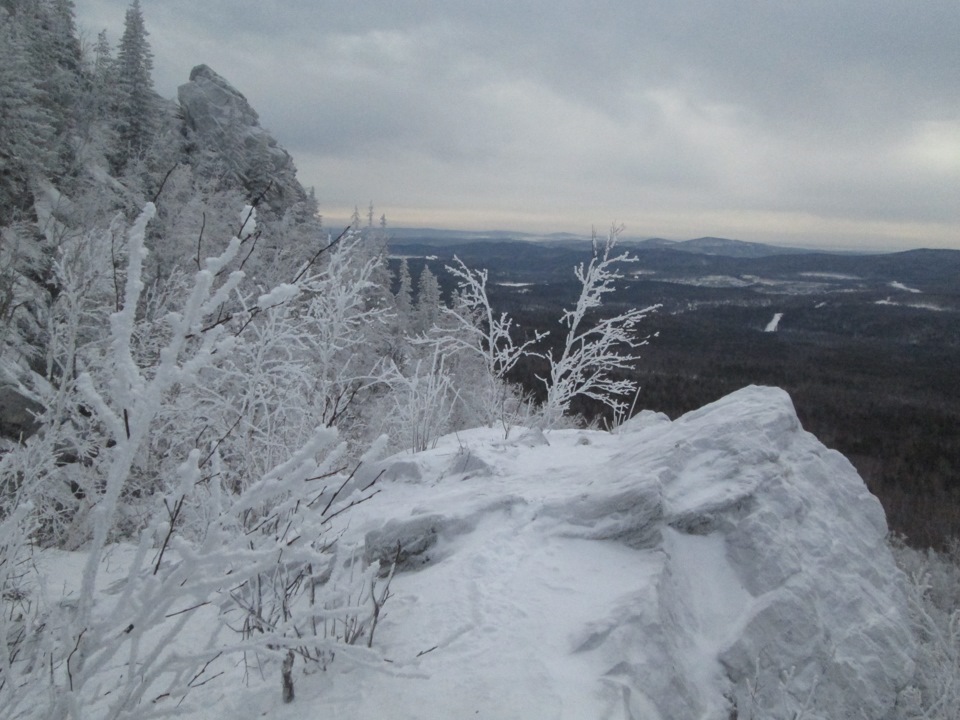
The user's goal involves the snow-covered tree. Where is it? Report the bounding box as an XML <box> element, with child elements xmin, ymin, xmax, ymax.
<box><xmin>113</xmin><ymin>0</ymin><xmax>155</xmax><ymax>165</ymax></box>
<box><xmin>395</xmin><ymin>258</ymin><xmax>414</xmax><ymax>325</ymax></box>
<box><xmin>413</xmin><ymin>264</ymin><xmax>441</xmax><ymax>335</ymax></box>
<box><xmin>381</xmin><ymin>342</ymin><xmax>458</xmax><ymax>452</ymax></box>
<box><xmin>443</xmin><ymin>257</ymin><xmax>545</xmax><ymax>385</ymax></box>
<box><xmin>437</xmin><ymin>257</ymin><xmax>545</xmax><ymax>428</ymax></box>
<box><xmin>538</xmin><ymin>225</ymin><xmax>659</xmax><ymax>427</ymax></box>
<box><xmin>0</xmin><ymin>205</ymin><xmax>397</xmax><ymax>716</ymax></box>
<box><xmin>0</xmin><ymin>7</ymin><xmax>56</xmax><ymax>221</ymax></box>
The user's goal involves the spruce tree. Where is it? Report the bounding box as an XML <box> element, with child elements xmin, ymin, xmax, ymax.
<box><xmin>113</xmin><ymin>0</ymin><xmax>155</xmax><ymax>166</ymax></box>
<box><xmin>414</xmin><ymin>265</ymin><xmax>442</xmax><ymax>334</ymax></box>
<box><xmin>0</xmin><ymin>7</ymin><xmax>56</xmax><ymax>222</ymax></box>
<box><xmin>396</xmin><ymin>258</ymin><xmax>414</xmax><ymax>320</ymax></box>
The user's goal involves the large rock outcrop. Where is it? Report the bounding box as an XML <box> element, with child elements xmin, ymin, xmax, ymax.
<box><xmin>306</xmin><ymin>385</ymin><xmax>915</xmax><ymax>720</ymax></box>
<box><xmin>177</xmin><ymin>64</ymin><xmax>307</xmax><ymax>216</ymax></box>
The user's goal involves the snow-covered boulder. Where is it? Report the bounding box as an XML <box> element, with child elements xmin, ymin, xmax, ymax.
<box><xmin>177</xmin><ymin>65</ymin><xmax>306</xmax><ymax>215</ymax></box>
<box><xmin>231</xmin><ymin>385</ymin><xmax>915</xmax><ymax>719</ymax></box>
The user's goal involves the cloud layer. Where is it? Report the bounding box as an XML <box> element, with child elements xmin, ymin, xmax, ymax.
<box><xmin>76</xmin><ymin>1</ymin><xmax>960</xmax><ymax>249</ymax></box>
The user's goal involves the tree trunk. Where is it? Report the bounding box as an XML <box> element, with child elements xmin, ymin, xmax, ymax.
<box><xmin>281</xmin><ymin>650</ymin><xmax>295</xmax><ymax>703</ymax></box>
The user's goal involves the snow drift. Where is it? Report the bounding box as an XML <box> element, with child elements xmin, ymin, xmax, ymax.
<box><xmin>233</xmin><ymin>384</ymin><xmax>913</xmax><ymax>720</ymax></box>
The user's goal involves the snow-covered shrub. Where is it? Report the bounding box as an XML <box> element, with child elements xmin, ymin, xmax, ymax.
<box><xmin>381</xmin><ymin>342</ymin><xmax>459</xmax><ymax>453</ymax></box>
<box><xmin>891</xmin><ymin>537</ymin><xmax>960</xmax><ymax>720</ymax></box>
<box><xmin>0</xmin><ymin>205</ymin><xmax>396</xmax><ymax>717</ymax></box>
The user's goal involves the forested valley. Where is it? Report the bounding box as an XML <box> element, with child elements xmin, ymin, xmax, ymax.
<box><xmin>388</xmin><ymin>238</ymin><xmax>960</xmax><ymax>549</ymax></box>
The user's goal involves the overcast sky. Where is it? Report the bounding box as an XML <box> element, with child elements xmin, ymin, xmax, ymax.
<box><xmin>74</xmin><ymin>1</ymin><xmax>959</xmax><ymax>250</ymax></box>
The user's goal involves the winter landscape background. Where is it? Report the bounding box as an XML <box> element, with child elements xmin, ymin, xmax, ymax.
<box><xmin>1</xmin><ymin>2</ymin><xmax>958</xmax><ymax>718</ymax></box>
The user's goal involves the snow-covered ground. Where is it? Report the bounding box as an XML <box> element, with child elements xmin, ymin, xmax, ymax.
<box><xmin>875</xmin><ymin>298</ymin><xmax>946</xmax><ymax>311</ymax></box>
<box><xmin>28</xmin><ymin>387</ymin><xmax>914</xmax><ymax>719</ymax></box>
<box><xmin>799</xmin><ymin>272</ymin><xmax>862</xmax><ymax>281</ymax></box>
<box><xmin>764</xmin><ymin>312</ymin><xmax>784</xmax><ymax>332</ymax></box>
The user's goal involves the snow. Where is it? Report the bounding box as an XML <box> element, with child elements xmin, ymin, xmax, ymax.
<box><xmin>799</xmin><ymin>272</ymin><xmax>861</xmax><ymax>280</ymax></box>
<box><xmin>764</xmin><ymin>312</ymin><xmax>783</xmax><ymax>332</ymax></box>
<box><xmin>875</xmin><ymin>297</ymin><xmax>946</xmax><ymax>312</ymax></box>
<box><xmin>257</xmin><ymin>283</ymin><xmax>299</xmax><ymax>308</ymax></box>
<box><xmin>33</xmin><ymin>386</ymin><xmax>914</xmax><ymax>719</ymax></box>
<box><xmin>889</xmin><ymin>280</ymin><xmax>922</xmax><ymax>293</ymax></box>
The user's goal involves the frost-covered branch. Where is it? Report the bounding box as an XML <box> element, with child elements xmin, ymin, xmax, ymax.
<box><xmin>538</xmin><ymin>224</ymin><xmax>659</xmax><ymax>426</ymax></box>
<box><xmin>442</xmin><ymin>257</ymin><xmax>546</xmax><ymax>381</ymax></box>
<box><xmin>0</xmin><ymin>205</ymin><xmax>397</xmax><ymax>717</ymax></box>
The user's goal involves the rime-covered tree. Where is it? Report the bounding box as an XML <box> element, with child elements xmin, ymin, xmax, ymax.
<box><xmin>0</xmin><ymin>7</ymin><xmax>57</xmax><ymax>220</ymax></box>
<box><xmin>93</xmin><ymin>29</ymin><xmax>112</xmax><ymax>79</ymax></box>
<box><xmin>42</xmin><ymin>0</ymin><xmax>83</xmax><ymax>77</ymax></box>
<box><xmin>395</xmin><ymin>258</ymin><xmax>414</xmax><ymax>319</ymax></box>
<box><xmin>414</xmin><ymin>264</ymin><xmax>442</xmax><ymax>334</ymax></box>
<box><xmin>14</xmin><ymin>0</ymin><xmax>83</xmax><ymax>181</ymax></box>
<box><xmin>113</xmin><ymin>0</ymin><xmax>155</xmax><ymax>165</ymax></box>
<box><xmin>538</xmin><ymin>225</ymin><xmax>659</xmax><ymax>426</ymax></box>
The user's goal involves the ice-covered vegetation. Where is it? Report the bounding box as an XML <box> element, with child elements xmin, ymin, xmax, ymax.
<box><xmin>0</xmin><ymin>1</ymin><xmax>957</xmax><ymax>718</ymax></box>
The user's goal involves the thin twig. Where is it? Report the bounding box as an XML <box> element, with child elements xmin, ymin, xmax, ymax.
<box><xmin>66</xmin><ymin>629</ymin><xmax>86</xmax><ymax>692</ymax></box>
<box><xmin>195</xmin><ymin>212</ymin><xmax>206</xmax><ymax>271</ymax></box>
<box><xmin>293</xmin><ymin>225</ymin><xmax>351</xmax><ymax>284</ymax></box>
<box><xmin>153</xmin><ymin>494</ymin><xmax>184</xmax><ymax>575</ymax></box>
<box><xmin>320</xmin><ymin>489</ymin><xmax>382</xmax><ymax>525</ymax></box>
<box><xmin>199</xmin><ymin>414</ymin><xmax>244</xmax><ymax>468</ymax></box>
<box><xmin>165</xmin><ymin>600</ymin><xmax>211</xmax><ymax>619</ymax></box>
<box><xmin>151</xmin><ymin>164</ymin><xmax>178</xmax><ymax>206</ymax></box>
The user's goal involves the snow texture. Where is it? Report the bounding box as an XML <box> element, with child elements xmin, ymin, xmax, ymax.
<box><xmin>764</xmin><ymin>312</ymin><xmax>783</xmax><ymax>332</ymax></box>
<box><xmin>889</xmin><ymin>281</ymin><xmax>922</xmax><ymax>293</ymax></box>
<box><xmin>255</xmin><ymin>384</ymin><xmax>911</xmax><ymax>720</ymax></box>
<box><xmin>41</xmin><ymin>386</ymin><xmax>912</xmax><ymax>719</ymax></box>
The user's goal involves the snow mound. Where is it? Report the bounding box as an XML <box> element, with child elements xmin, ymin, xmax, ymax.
<box><xmin>235</xmin><ymin>386</ymin><xmax>914</xmax><ymax>719</ymax></box>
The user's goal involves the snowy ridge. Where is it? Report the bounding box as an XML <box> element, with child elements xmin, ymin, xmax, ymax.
<box><xmin>226</xmin><ymin>385</ymin><xmax>914</xmax><ymax>719</ymax></box>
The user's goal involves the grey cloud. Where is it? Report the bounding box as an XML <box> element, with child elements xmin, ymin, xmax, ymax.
<box><xmin>75</xmin><ymin>0</ymin><xmax>960</xmax><ymax>248</ymax></box>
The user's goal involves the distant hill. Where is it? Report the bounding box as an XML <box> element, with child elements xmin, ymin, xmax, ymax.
<box><xmin>389</xmin><ymin>229</ymin><xmax>821</xmax><ymax>258</ymax></box>
<box><xmin>628</xmin><ymin>236</ymin><xmax>818</xmax><ymax>258</ymax></box>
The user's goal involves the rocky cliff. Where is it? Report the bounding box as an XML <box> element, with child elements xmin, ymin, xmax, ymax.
<box><xmin>297</xmin><ymin>385</ymin><xmax>916</xmax><ymax>719</ymax></box>
<box><xmin>178</xmin><ymin>64</ymin><xmax>307</xmax><ymax>217</ymax></box>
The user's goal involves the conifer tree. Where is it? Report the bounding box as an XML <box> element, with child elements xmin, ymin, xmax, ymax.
<box><xmin>0</xmin><ymin>7</ymin><xmax>56</xmax><ymax>221</ymax></box>
<box><xmin>113</xmin><ymin>0</ymin><xmax>155</xmax><ymax>165</ymax></box>
<box><xmin>45</xmin><ymin>0</ymin><xmax>82</xmax><ymax>75</ymax></box>
<box><xmin>414</xmin><ymin>265</ymin><xmax>442</xmax><ymax>334</ymax></box>
<box><xmin>396</xmin><ymin>258</ymin><xmax>413</xmax><ymax>319</ymax></box>
<box><xmin>93</xmin><ymin>29</ymin><xmax>112</xmax><ymax>87</ymax></box>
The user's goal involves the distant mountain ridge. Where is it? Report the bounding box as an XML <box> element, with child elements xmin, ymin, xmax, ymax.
<box><xmin>389</xmin><ymin>229</ymin><xmax>827</xmax><ymax>258</ymax></box>
<box><xmin>628</xmin><ymin>236</ymin><xmax>818</xmax><ymax>258</ymax></box>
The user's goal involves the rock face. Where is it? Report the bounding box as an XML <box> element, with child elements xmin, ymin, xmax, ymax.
<box><xmin>177</xmin><ymin>65</ymin><xmax>306</xmax><ymax>215</ymax></box>
<box><xmin>328</xmin><ymin>386</ymin><xmax>915</xmax><ymax>720</ymax></box>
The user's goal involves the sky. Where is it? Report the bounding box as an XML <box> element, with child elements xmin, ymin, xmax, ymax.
<box><xmin>73</xmin><ymin>1</ymin><xmax>960</xmax><ymax>251</ymax></box>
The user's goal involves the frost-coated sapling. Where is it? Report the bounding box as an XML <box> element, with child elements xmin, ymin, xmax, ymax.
<box><xmin>438</xmin><ymin>258</ymin><xmax>546</xmax><ymax>428</ymax></box>
<box><xmin>538</xmin><ymin>224</ymin><xmax>659</xmax><ymax>427</ymax></box>
<box><xmin>442</xmin><ymin>258</ymin><xmax>546</xmax><ymax>384</ymax></box>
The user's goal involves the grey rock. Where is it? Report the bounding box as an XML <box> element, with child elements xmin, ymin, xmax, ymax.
<box><xmin>178</xmin><ymin>65</ymin><xmax>307</xmax><ymax>215</ymax></box>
